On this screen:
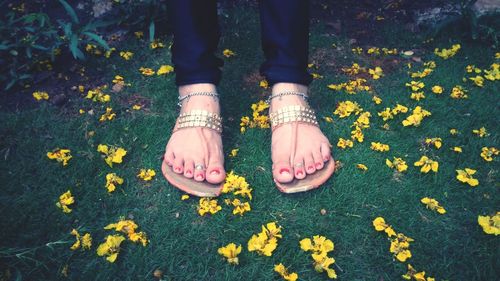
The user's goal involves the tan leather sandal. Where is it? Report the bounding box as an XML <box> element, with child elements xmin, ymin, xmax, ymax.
<box><xmin>269</xmin><ymin>104</ymin><xmax>335</xmax><ymax>193</ymax></box>
<box><xmin>161</xmin><ymin>109</ymin><xmax>224</xmax><ymax>197</ymax></box>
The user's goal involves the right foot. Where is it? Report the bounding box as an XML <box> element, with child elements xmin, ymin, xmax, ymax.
<box><xmin>163</xmin><ymin>83</ymin><xmax>226</xmax><ymax>184</ymax></box>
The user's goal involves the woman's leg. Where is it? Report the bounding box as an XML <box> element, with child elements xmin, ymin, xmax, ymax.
<box><xmin>259</xmin><ymin>0</ymin><xmax>333</xmax><ymax>183</ymax></box>
<box><xmin>164</xmin><ymin>0</ymin><xmax>226</xmax><ymax>184</ymax></box>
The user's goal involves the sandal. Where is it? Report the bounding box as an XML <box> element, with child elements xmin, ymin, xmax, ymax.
<box><xmin>269</xmin><ymin>103</ymin><xmax>335</xmax><ymax>193</ymax></box>
<box><xmin>162</xmin><ymin>108</ymin><xmax>224</xmax><ymax>197</ymax></box>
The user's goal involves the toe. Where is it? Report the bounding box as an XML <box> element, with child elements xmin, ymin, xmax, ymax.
<box><xmin>293</xmin><ymin>156</ymin><xmax>306</xmax><ymax>180</ymax></box>
<box><xmin>304</xmin><ymin>154</ymin><xmax>316</xmax><ymax>174</ymax></box>
<box><xmin>320</xmin><ymin>142</ymin><xmax>332</xmax><ymax>162</ymax></box>
<box><xmin>164</xmin><ymin>150</ymin><xmax>175</xmax><ymax>166</ymax></box>
<box><xmin>183</xmin><ymin>158</ymin><xmax>194</xmax><ymax>178</ymax></box>
<box><xmin>192</xmin><ymin>157</ymin><xmax>206</xmax><ymax>182</ymax></box>
<box><xmin>173</xmin><ymin>156</ymin><xmax>184</xmax><ymax>174</ymax></box>
<box><xmin>206</xmin><ymin>161</ymin><xmax>225</xmax><ymax>184</ymax></box>
<box><xmin>272</xmin><ymin>159</ymin><xmax>294</xmax><ymax>183</ymax></box>
<box><xmin>312</xmin><ymin>148</ymin><xmax>324</xmax><ymax>170</ymax></box>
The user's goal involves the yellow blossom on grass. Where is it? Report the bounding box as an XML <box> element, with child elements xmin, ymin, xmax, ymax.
<box><xmin>181</xmin><ymin>194</ymin><xmax>190</xmax><ymax>200</ymax></box>
<box><xmin>300</xmin><ymin>235</ymin><xmax>334</xmax><ymax>255</ymax></box>
<box><xmin>47</xmin><ymin>148</ymin><xmax>72</xmax><ymax>166</ymax></box>
<box><xmin>134</xmin><ymin>31</ymin><xmax>143</xmax><ymax>39</ymax></box>
<box><xmin>97</xmin><ymin>144</ymin><xmax>127</xmax><ymax>167</ymax></box>
<box><xmin>225</xmin><ymin>198</ymin><xmax>251</xmax><ymax>216</ymax></box>
<box><xmin>222</xmin><ymin>49</ymin><xmax>236</xmax><ymax>57</ymax></box>
<box><xmin>274</xmin><ymin>263</ymin><xmax>298</xmax><ymax>281</ymax></box>
<box><xmin>424</xmin><ymin>137</ymin><xmax>442</xmax><ymax>149</ymax></box>
<box><xmin>259</xmin><ymin>79</ymin><xmax>269</xmax><ymax>89</ymax></box>
<box><xmin>449</xmin><ymin>128</ymin><xmax>458</xmax><ymax>135</ymax></box>
<box><xmin>372</xmin><ymin>217</ymin><xmax>396</xmax><ymax>237</ymax></box>
<box><xmin>405</xmin><ymin>81</ymin><xmax>425</xmax><ymax>91</ymax></box>
<box><xmin>86</xmin><ymin>86</ymin><xmax>110</xmax><ymax>103</ymax></box>
<box><xmin>222</xmin><ymin>171</ymin><xmax>252</xmax><ymax>199</ymax></box>
<box><xmin>386</xmin><ymin>157</ymin><xmax>408</xmax><ymax>172</ymax></box>
<box><xmin>70</xmin><ymin>229</ymin><xmax>92</xmax><ymax>250</ymax></box>
<box><xmin>312</xmin><ymin>73</ymin><xmax>323</xmax><ymax>79</ymax></box>
<box><xmin>421</xmin><ymin>197</ymin><xmax>446</xmax><ymax>214</ymax></box>
<box><xmin>450</xmin><ymin>85</ymin><xmax>468</xmax><ymax>99</ymax></box>
<box><xmin>137</xmin><ymin>169</ymin><xmax>156</xmax><ymax>181</ymax></box>
<box><xmin>351</xmin><ymin>127</ymin><xmax>364</xmax><ymax>143</ymax></box>
<box><xmin>229</xmin><ymin>148</ymin><xmax>239</xmax><ymax>157</ymax></box>
<box><xmin>477</xmin><ymin>212</ymin><xmax>500</xmax><ymax>235</ymax></box>
<box><xmin>198</xmin><ymin>198</ymin><xmax>222</xmax><ymax>216</ymax></box>
<box><xmin>356</xmin><ymin>164</ymin><xmax>368</xmax><ymax>171</ymax></box>
<box><xmin>337</xmin><ymin>138</ymin><xmax>353</xmax><ymax>149</ymax></box>
<box><xmin>105</xmin><ymin>173</ymin><xmax>124</xmax><ymax>193</ymax></box>
<box><xmin>119</xmin><ymin>51</ymin><xmax>133</xmax><ymax>60</ymax></box>
<box><xmin>324</xmin><ymin>116</ymin><xmax>333</xmax><ymax>123</ymax></box>
<box><xmin>368</xmin><ymin>66</ymin><xmax>383</xmax><ymax>79</ymax></box>
<box><xmin>371</xmin><ymin>142</ymin><xmax>390</xmax><ymax>152</ymax></box>
<box><xmin>402</xmin><ymin>264</ymin><xmax>435</xmax><ymax>281</ymax></box>
<box><xmin>96</xmin><ymin>234</ymin><xmax>125</xmax><ymax>263</ymax></box>
<box><xmin>434</xmin><ymin>44</ymin><xmax>460</xmax><ymax>59</ymax></box>
<box><xmin>472</xmin><ymin>127</ymin><xmax>488</xmax><ymax>137</ymax></box>
<box><xmin>33</xmin><ymin>91</ymin><xmax>49</xmax><ymax>101</ymax></box>
<box><xmin>414</xmin><ymin>156</ymin><xmax>439</xmax><ymax>173</ymax></box>
<box><xmin>99</xmin><ymin>107</ymin><xmax>116</xmax><ymax>122</ymax></box>
<box><xmin>157</xmin><ymin>65</ymin><xmax>174</xmax><ymax>75</ymax></box>
<box><xmin>56</xmin><ymin>190</ymin><xmax>74</xmax><ymax>213</ymax></box>
<box><xmin>410</xmin><ymin>91</ymin><xmax>425</xmax><ymax>101</ymax></box>
<box><xmin>104</xmin><ymin>219</ymin><xmax>148</xmax><ymax>246</ymax></box>
<box><xmin>150</xmin><ymin>39</ymin><xmax>165</xmax><ymax>49</ymax></box>
<box><xmin>139</xmin><ymin>67</ymin><xmax>155</xmax><ymax>76</ymax></box>
<box><xmin>312</xmin><ymin>252</ymin><xmax>337</xmax><ymax>279</ymax></box>
<box><xmin>456</xmin><ymin>168</ymin><xmax>479</xmax><ymax>186</ymax></box>
<box><xmin>409</xmin><ymin>68</ymin><xmax>433</xmax><ymax>78</ymax></box>
<box><xmin>452</xmin><ymin>146</ymin><xmax>463</xmax><ymax>153</ymax></box>
<box><xmin>240</xmin><ymin>100</ymin><xmax>270</xmax><ymax>133</ymax></box>
<box><xmin>469</xmin><ymin>75</ymin><xmax>484</xmax><ymax>87</ymax></box>
<box><xmin>483</xmin><ymin>62</ymin><xmax>500</xmax><ymax>81</ymax></box>
<box><xmin>402</xmin><ymin>106</ymin><xmax>431</xmax><ymax>127</ymax></box>
<box><xmin>431</xmin><ymin>85</ymin><xmax>443</xmax><ymax>94</ymax></box>
<box><xmin>372</xmin><ymin>95</ymin><xmax>382</xmax><ymax>104</ymax></box>
<box><xmin>480</xmin><ymin>147</ymin><xmax>499</xmax><ymax>162</ymax></box>
<box><xmin>218</xmin><ymin>243</ymin><xmax>241</xmax><ymax>264</ymax></box>
<box><xmin>390</xmin><ymin>233</ymin><xmax>414</xmax><ymax>262</ymax></box>
<box><xmin>248</xmin><ymin>222</ymin><xmax>282</xmax><ymax>256</ymax></box>
<box><xmin>333</xmin><ymin>101</ymin><xmax>363</xmax><ymax>118</ymax></box>
<box><xmin>132</xmin><ymin>104</ymin><xmax>142</xmax><ymax>110</ymax></box>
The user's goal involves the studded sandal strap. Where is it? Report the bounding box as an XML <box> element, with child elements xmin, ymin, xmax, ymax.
<box><xmin>269</xmin><ymin>105</ymin><xmax>319</xmax><ymax>132</ymax></box>
<box><xmin>173</xmin><ymin>109</ymin><xmax>223</xmax><ymax>134</ymax></box>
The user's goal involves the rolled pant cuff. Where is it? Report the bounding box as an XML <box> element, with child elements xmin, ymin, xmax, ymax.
<box><xmin>261</xmin><ymin>66</ymin><xmax>313</xmax><ymax>87</ymax></box>
<box><xmin>175</xmin><ymin>70</ymin><xmax>222</xmax><ymax>86</ymax></box>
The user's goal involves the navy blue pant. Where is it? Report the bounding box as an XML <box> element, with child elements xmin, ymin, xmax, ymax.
<box><xmin>169</xmin><ymin>0</ymin><xmax>312</xmax><ymax>87</ymax></box>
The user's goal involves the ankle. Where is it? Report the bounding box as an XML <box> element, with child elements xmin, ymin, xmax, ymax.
<box><xmin>178</xmin><ymin>83</ymin><xmax>220</xmax><ymax>113</ymax></box>
<box><xmin>270</xmin><ymin>83</ymin><xmax>309</xmax><ymax>111</ymax></box>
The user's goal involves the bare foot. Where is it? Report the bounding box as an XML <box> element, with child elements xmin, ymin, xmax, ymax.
<box><xmin>163</xmin><ymin>83</ymin><xmax>226</xmax><ymax>184</ymax></box>
<box><xmin>270</xmin><ymin>83</ymin><xmax>333</xmax><ymax>183</ymax></box>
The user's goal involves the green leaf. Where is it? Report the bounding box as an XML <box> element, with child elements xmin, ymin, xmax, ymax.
<box><xmin>58</xmin><ymin>0</ymin><xmax>79</xmax><ymax>24</ymax></box>
<box><xmin>69</xmin><ymin>34</ymin><xmax>84</xmax><ymax>59</ymax></box>
<box><xmin>83</xmin><ymin>31</ymin><xmax>109</xmax><ymax>50</ymax></box>
<box><xmin>149</xmin><ymin>21</ymin><xmax>155</xmax><ymax>42</ymax></box>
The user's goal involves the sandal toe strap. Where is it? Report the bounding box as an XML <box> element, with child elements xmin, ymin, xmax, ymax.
<box><xmin>269</xmin><ymin>105</ymin><xmax>319</xmax><ymax>131</ymax></box>
<box><xmin>174</xmin><ymin>109</ymin><xmax>223</xmax><ymax>134</ymax></box>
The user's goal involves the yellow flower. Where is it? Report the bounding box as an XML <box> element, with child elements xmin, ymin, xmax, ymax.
<box><xmin>150</xmin><ymin>39</ymin><xmax>165</xmax><ymax>49</ymax></box>
<box><xmin>421</xmin><ymin>197</ymin><xmax>446</xmax><ymax>214</ymax></box>
<box><xmin>259</xmin><ymin>79</ymin><xmax>269</xmax><ymax>89</ymax></box>
<box><xmin>386</xmin><ymin>157</ymin><xmax>408</xmax><ymax>172</ymax></box>
<box><xmin>452</xmin><ymin>146</ymin><xmax>463</xmax><ymax>153</ymax></box>
<box><xmin>86</xmin><ymin>86</ymin><xmax>110</xmax><ymax>103</ymax></box>
<box><xmin>300</xmin><ymin>235</ymin><xmax>334</xmax><ymax>255</ymax></box>
<box><xmin>434</xmin><ymin>44</ymin><xmax>460</xmax><ymax>59</ymax></box>
<box><xmin>274</xmin><ymin>263</ymin><xmax>298</xmax><ymax>281</ymax></box>
<box><xmin>198</xmin><ymin>198</ymin><xmax>222</xmax><ymax>216</ymax></box>
<box><xmin>414</xmin><ymin>156</ymin><xmax>439</xmax><ymax>173</ymax></box>
<box><xmin>137</xmin><ymin>169</ymin><xmax>156</xmax><ymax>181</ymax></box>
<box><xmin>96</xmin><ymin>234</ymin><xmax>126</xmax><ymax>263</ymax></box>
<box><xmin>312</xmin><ymin>252</ymin><xmax>337</xmax><ymax>279</ymax></box>
<box><xmin>410</xmin><ymin>68</ymin><xmax>433</xmax><ymax>78</ymax></box>
<box><xmin>132</xmin><ymin>104</ymin><xmax>142</xmax><ymax>110</ymax></box>
<box><xmin>33</xmin><ymin>91</ymin><xmax>49</xmax><ymax>101</ymax></box>
<box><xmin>450</xmin><ymin>85</ymin><xmax>468</xmax><ymax>99</ymax></box>
<box><xmin>424</xmin><ymin>137</ymin><xmax>442</xmax><ymax>149</ymax></box>
<box><xmin>371</xmin><ymin>142</ymin><xmax>390</xmax><ymax>152</ymax></box>
<box><xmin>351</xmin><ymin>127</ymin><xmax>364</xmax><ymax>143</ymax></box>
<box><xmin>368</xmin><ymin>66</ymin><xmax>383</xmax><ymax>79</ymax></box>
<box><xmin>134</xmin><ymin>31</ymin><xmax>143</xmax><ymax>39</ymax></box>
<box><xmin>104</xmin><ymin>219</ymin><xmax>148</xmax><ymax>246</ymax></box>
<box><xmin>323</xmin><ymin>116</ymin><xmax>334</xmax><ymax>123</ymax></box>
<box><xmin>226</xmin><ymin>198</ymin><xmax>251</xmax><ymax>216</ymax></box>
<box><xmin>405</xmin><ymin>81</ymin><xmax>425</xmax><ymax>91</ymax></box>
<box><xmin>477</xmin><ymin>212</ymin><xmax>500</xmax><ymax>235</ymax></box>
<box><xmin>181</xmin><ymin>194</ymin><xmax>190</xmax><ymax>200</ymax></box>
<box><xmin>248</xmin><ymin>222</ymin><xmax>282</xmax><ymax>256</ymax></box>
<box><xmin>218</xmin><ymin>243</ymin><xmax>242</xmax><ymax>264</ymax></box>
<box><xmin>119</xmin><ymin>51</ymin><xmax>133</xmax><ymax>60</ymax></box>
<box><xmin>372</xmin><ymin>95</ymin><xmax>382</xmax><ymax>104</ymax></box>
<box><xmin>333</xmin><ymin>101</ymin><xmax>363</xmax><ymax>118</ymax></box>
<box><xmin>70</xmin><ymin>229</ymin><xmax>92</xmax><ymax>250</ymax></box>
<box><xmin>222</xmin><ymin>49</ymin><xmax>236</xmax><ymax>57</ymax></box>
<box><xmin>372</xmin><ymin>217</ymin><xmax>396</xmax><ymax>237</ymax></box>
<box><xmin>480</xmin><ymin>147</ymin><xmax>499</xmax><ymax>162</ymax></box>
<box><xmin>356</xmin><ymin>164</ymin><xmax>368</xmax><ymax>171</ymax></box>
<box><xmin>402</xmin><ymin>106</ymin><xmax>431</xmax><ymax>127</ymax></box>
<box><xmin>402</xmin><ymin>264</ymin><xmax>434</xmax><ymax>281</ymax></box>
<box><xmin>139</xmin><ymin>67</ymin><xmax>155</xmax><ymax>76</ymax></box>
<box><xmin>483</xmin><ymin>62</ymin><xmax>500</xmax><ymax>81</ymax></box>
<box><xmin>312</xmin><ymin>73</ymin><xmax>323</xmax><ymax>79</ymax></box>
<box><xmin>105</xmin><ymin>173</ymin><xmax>124</xmax><ymax>193</ymax></box>
<box><xmin>389</xmin><ymin>233</ymin><xmax>414</xmax><ymax>262</ymax></box>
<box><xmin>47</xmin><ymin>148</ymin><xmax>72</xmax><ymax>166</ymax></box>
<box><xmin>410</xmin><ymin>91</ymin><xmax>425</xmax><ymax>101</ymax></box>
<box><xmin>56</xmin><ymin>190</ymin><xmax>74</xmax><ymax>213</ymax></box>
<box><xmin>229</xmin><ymin>148</ymin><xmax>239</xmax><ymax>157</ymax></box>
<box><xmin>157</xmin><ymin>65</ymin><xmax>174</xmax><ymax>75</ymax></box>
<box><xmin>337</xmin><ymin>138</ymin><xmax>353</xmax><ymax>149</ymax></box>
<box><xmin>240</xmin><ymin>100</ymin><xmax>270</xmax><ymax>133</ymax></box>
<box><xmin>449</xmin><ymin>128</ymin><xmax>458</xmax><ymax>135</ymax></box>
<box><xmin>431</xmin><ymin>85</ymin><xmax>443</xmax><ymax>94</ymax></box>
<box><xmin>222</xmin><ymin>171</ymin><xmax>253</xmax><ymax>199</ymax></box>
<box><xmin>97</xmin><ymin>144</ymin><xmax>127</xmax><ymax>167</ymax></box>
<box><xmin>99</xmin><ymin>107</ymin><xmax>116</xmax><ymax>122</ymax></box>
<box><xmin>456</xmin><ymin>168</ymin><xmax>479</xmax><ymax>186</ymax></box>
<box><xmin>469</xmin><ymin>75</ymin><xmax>484</xmax><ymax>87</ymax></box>
<box><xmin>472</xmin><ymin>127</ymin><xmax>488</xmax><ymax>137</ymax></box>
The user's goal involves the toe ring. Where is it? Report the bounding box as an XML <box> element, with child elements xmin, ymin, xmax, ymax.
<box><xmin>194</xmin><ymin>164</ymin><xmax>205</xmax><ymax>171</ymax></box>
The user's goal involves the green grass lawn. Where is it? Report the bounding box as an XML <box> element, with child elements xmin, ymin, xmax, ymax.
<box><xmin>1</xmin><ymin>6</ymin><xmax>499</xmax><ymax>281</ymax></box>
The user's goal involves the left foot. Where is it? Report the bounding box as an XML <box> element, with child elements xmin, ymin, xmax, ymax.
<box><xmin>270</xmin><ymin>83</ymin><xmax>333</xmax><ymax>183</ymax></box>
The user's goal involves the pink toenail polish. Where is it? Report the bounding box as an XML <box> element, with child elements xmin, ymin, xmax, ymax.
<box><xmin>316</xmin><ymin>163</ymin><xmax>323</xmax><ymax>169</ymax></box>
<box><xmin>296</xmin><ymin>170</ymin><xmax>303</xmax><ymax>176</ymax></box>
<box><xmin>308</xmin><ymin>165</ymin><xmax>314</xmax><ymax>171</ymax></box>
<box><xmin>279</xmin><ymin>168</ymin><xmax>290</xmax><ymax>174</ymax></box>
<box><xmin>324</xmin><ymin>156</ymin><xmax>330</xmax><ymax>161</ymax></box>
<box><xmin>186</xmin><ymin>170</ymin><xmax>192</xmax><ymax>175</ymax></box>
<box><xmin>175</xmin><ymin>167</ymin><xmax>181</xmax><ymax>172</ymax></box>
<box><xmin>196</xmin><ymin>174</ymin><xmax>204</xmax><ymax>180</ymax></box>
<box><xmin>210</xmin><ymin>169</ymin><xmax>220</xmax><ymax>175</ymax></box>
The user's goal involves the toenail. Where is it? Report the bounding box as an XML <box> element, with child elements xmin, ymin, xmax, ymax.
<box><xmin>196</xmin><ymin>174</ymin><xmax>204</xmax><ymax>180</ymax></box>
<box><xmin>296</xmin><ymin>170</ymin><xmax>304</xmax><ymax>176</ymax></box>
<box><xmin>307</xmin><ymin>165</ymin><xmax>314</xmax><ymax>171</ymax></box>
<box><xmin>210</xmin><ymin>169</ymin><xmax>220</xmax><ymax>175</ymax></box>
<box><xmin>186</xmin><ymin>170</ymin><xmax>192</xmax><ymax>175</ymax></box>
<box><xmin>279</xmin><ymin>168</ymin><xmax>290</xmax><ymax>175</ymax></box>
<box><xmin>324</xmin><ymin>156</ymin><xmax>330</xmax><ymax>161</ymax></box>
<box><xmin>175</xmin><ymin>167</ymin><xmax>181</xmax><ymax>172</ymax></box>
<box><xmin>316</xmin><ymin>163</ymin><xmax>323</xmax><ymax>168</ymax></box>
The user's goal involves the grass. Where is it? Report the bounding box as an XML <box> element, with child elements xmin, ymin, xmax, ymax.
<box><xmin>0</xmin><ymin>5</ymin><xmax>499</xmax><ymax>281</ymax></box>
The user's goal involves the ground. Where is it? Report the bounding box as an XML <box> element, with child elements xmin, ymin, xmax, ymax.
<box><xmin>0</xmin><ymin>5</ymin><xmax>499</xmax><ymax>281</ymax></box>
